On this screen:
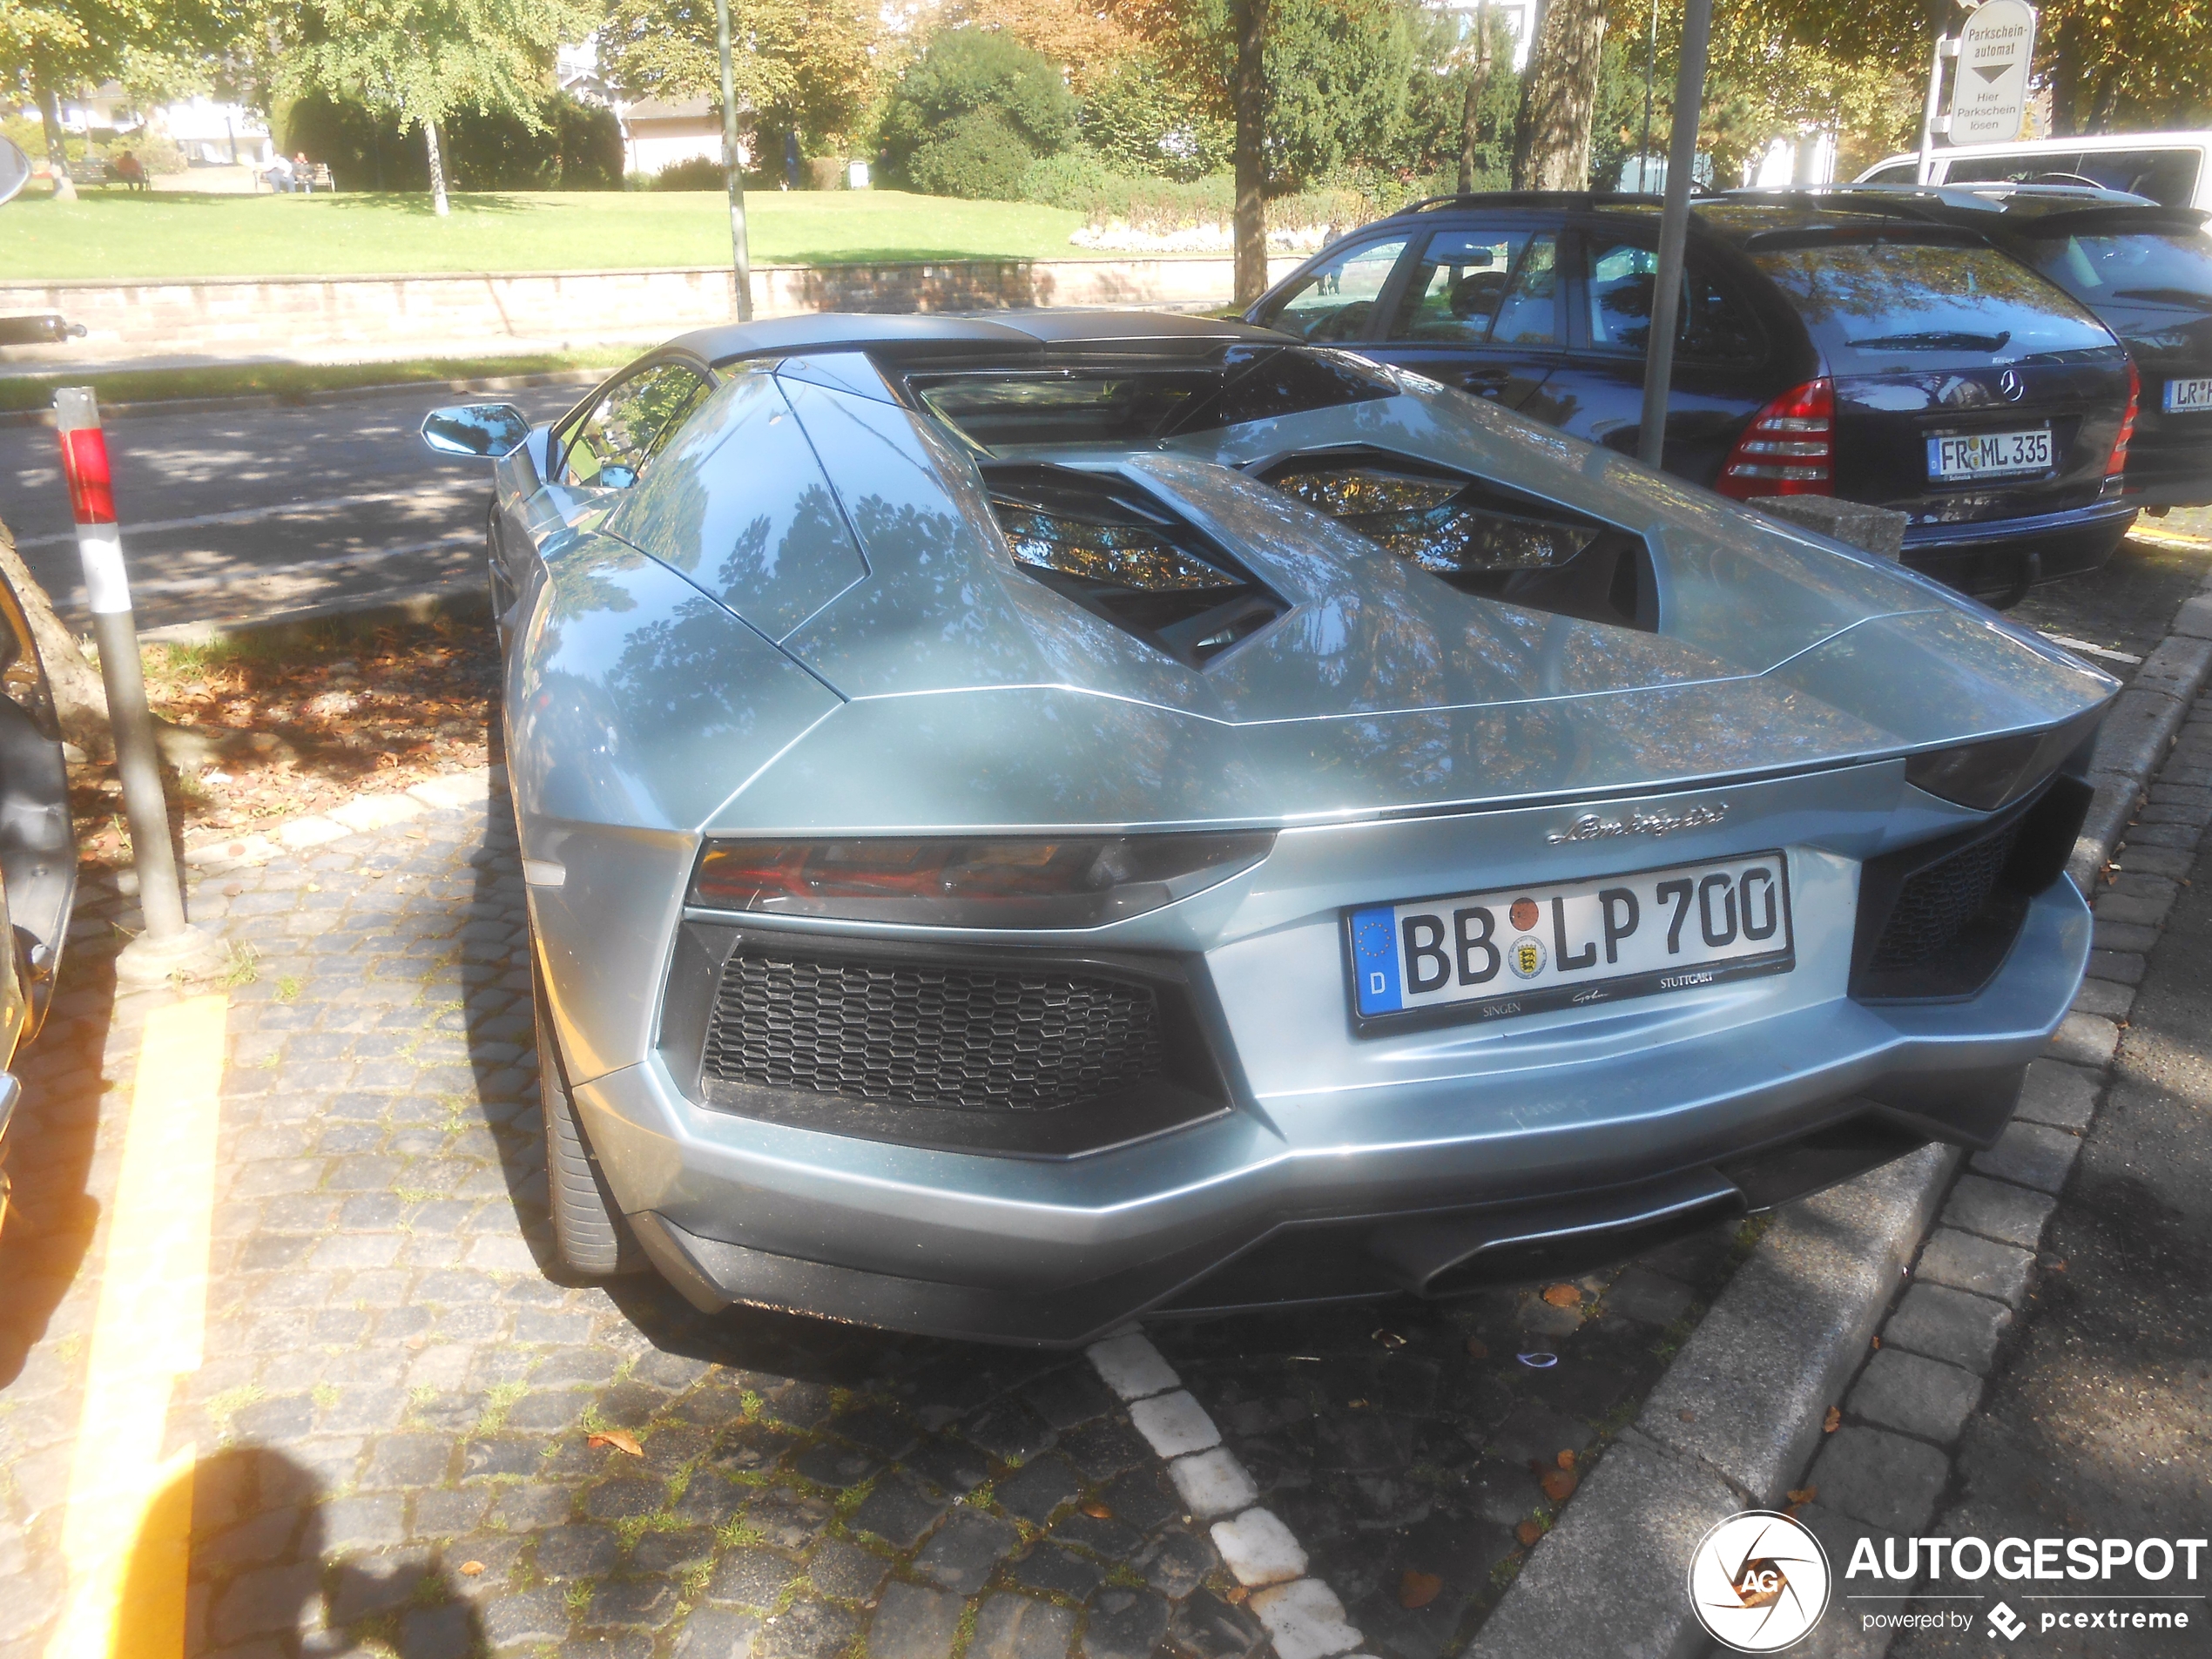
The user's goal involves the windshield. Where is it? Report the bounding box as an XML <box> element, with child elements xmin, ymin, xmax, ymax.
<box><xmin>1750</xmin><ymin>238</ymin><xmax>2115</xmax><ymax>370</ymax></box>
<box><xmin>2016</xmin><ymin>228</ymin><xmax>2212</xmax><ymax>312</ymax></box>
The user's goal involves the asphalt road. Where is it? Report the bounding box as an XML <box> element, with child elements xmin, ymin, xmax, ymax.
<box><xmin>2</xmin><ymin>388</ymin><xmax>2209</xmax><ymax>645</ymax></box>
<box><xmin>0</xmin><ymin>385</ymin><xmax>584</xmax><ymax>632</ymax></box>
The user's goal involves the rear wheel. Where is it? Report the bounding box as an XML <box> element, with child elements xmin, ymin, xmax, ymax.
<box><xmin>533</xmin><ymin>954</ymin><xmax>645</xmax><ymax>1277</ymax></box>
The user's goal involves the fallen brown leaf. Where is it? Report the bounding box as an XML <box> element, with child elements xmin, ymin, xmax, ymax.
<box><xmin>1541</xmin><ymin>1284</ymin><xmax>1582</xmax><ymax>1307</ymax></box>
<box><xmin>1514</xmin><ymin>1520</ymin><xmax>1543</xmax><ymax>1547</ymax></box>
<box><xmin>1465</xmin><ymin>1338</ymin><xmax>1488</xmax><ymax>1359</ymax></box>
<box><xmin>1871</xmin><ymin>1336</ymin><xmax>1882</xmax><ymax>1350</ymax></box>
<box><xmin>1540</xmin><ymin>1470</ymin><xmax>1578</xmax><ymax>1504</ymax></box>
<box><xmin>1081</xmin><ymin>1499</ymin><xmax>1114</xmax><ymax>1520</ymax></box>
<box><xmin>1399</xmin><ymin>1570</ymin><xmax>1444</xmax><ymax>1609</ymax></box>
<box><xmin>1823</xmin><ymin>1406</ymin><xmax>1842</xmax><ymax>1433</ymax></box>
<box><xmin>1787</xmin><ymin>1487</ymin><xmax>1817</xmax><ymax>1505</ymax></box>
<box><xmin>1679</xmin><ymin>1409</ymin><xmax>1696</xmax><ymax>1423</ymax></box>
<box><xmin>1224</xmin><ymin>1586</ymin><xmax>1249</xmax><ymax>1605</ymax></box>
<box><xmin>589</xmin><ymin>1429</ymin><xmax>644</xmax><ymax>1457</ymax></box>
<box><xmin>1555</xmin><ymin>1450</ymin><xmax>1576</xmax><ymax>1471</ymax></box>
<box><xmin>459</xmin><ymin>1561</ymin><xmax>485</xmax><ymax>1576</ymax></box>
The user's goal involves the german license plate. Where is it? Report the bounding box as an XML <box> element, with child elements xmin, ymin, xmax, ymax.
<box><xmin>2164</xmin><ymin>377</ymin><xmax>2212</xmax><ymax>414</ymax></box>
<box><xmin>1927</xmin><ymin>428</ymin><xmax>2052</xmax><ymax>480</ymax></box>
<box><xmin>1346</xmin><ymin>852</ymin><xmax>1794</xmax><ymax>1028</ymax></box>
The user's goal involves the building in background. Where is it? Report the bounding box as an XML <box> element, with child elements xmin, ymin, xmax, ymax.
<box><xmin>556</xmin><ymin>39</ymin><xmax>742</xmax><ymax>181</ymax></box>
<box><xmin>17</xmin><ymin>82</ymin><xmax>271</xmax><ymax>167</ymax></box>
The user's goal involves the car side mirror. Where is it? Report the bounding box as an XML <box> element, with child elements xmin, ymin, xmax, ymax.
<box><xmin>598</xmin><ymin>463</ymin><xmax>638</xmax><ymax>490</ymax></box>
<box><xmin>421</xmin><ymin>403</ymin><xmax>530</xmax><ymax>459</ymax></box>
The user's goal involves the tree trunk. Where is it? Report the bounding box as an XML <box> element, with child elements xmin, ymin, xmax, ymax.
<box><xmin>1231</xmin><ymin>0</ymin><xmax>1269</xmax><ymax>307</ymax></box>
<box><xmin>0</xmin><ymin>513</ymin><xmax>285</xmax><ymax>770</ymax></box>
<box><xmin>1511</xmin><ymin>0</ymin><xmax>1608</xmax><ymax>191</ymax></box>
<box><xmin>423</xmin><ymin>116</ymin><xmax>451</xmax><ymax>216</ymax></box>
<box><xmin>36</xmin><ymin>82</ymin><xmax>75</xmax><ymax>201</ymax></box>
<box><xmin>0</xmin><ymin>514</ymin><xmax>116</xmax><ymax>759</ymax></box>
<box><xmin>1457</xmin><ymin>3</ymin><xmax>1496</xmax><ymax>195</ymax></box>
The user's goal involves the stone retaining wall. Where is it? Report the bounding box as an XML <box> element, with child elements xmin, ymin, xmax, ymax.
<box><xmin>0</xmin><ymin>255</ymin><xmax>1305</xmax><ymax>371</ymax></box>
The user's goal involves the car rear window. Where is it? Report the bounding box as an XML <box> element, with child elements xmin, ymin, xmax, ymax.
<box><xmin>2014</xmin><ymin>228</ymin><xmax>2212</xmax><ymax>312</ymax></box>
<box><xmin>1945</xmin><ymin>148</ymin><xmax>2203</xmax><ymax>207</ymax></box>
<box><xmin>1748</xmin><ymin>237</ymin><xmax>2115</xmax><ymax>370</ymax></box>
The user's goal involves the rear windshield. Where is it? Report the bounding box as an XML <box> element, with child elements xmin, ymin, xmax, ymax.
<box><xmin>1945</xmin><ymin>148</ymin><xmax>2203</xmax><ymax>207</ymax></box>
<box><xmin>2013</xmin><ymin>228</ymin><xmax>2212</xmax><ymax>313</ymax></box>
<box><xmin>1749</xmin><ymin>238</ymin><xmax>2115</xmax><ymax>370</ymax></box>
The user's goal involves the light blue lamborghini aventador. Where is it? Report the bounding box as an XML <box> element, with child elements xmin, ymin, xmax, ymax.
<box><xmin>421</xmin><ymin>309</ymin><xmax>2114</xmax><ymax>1344</ymax></box>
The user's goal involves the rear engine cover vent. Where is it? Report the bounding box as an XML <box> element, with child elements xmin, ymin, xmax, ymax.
<box><xmin>1851</xmin><ymin>776</ymin><xmax>2091</xmax><ymax>1002</ymax></box>
<box><xmin>1258</xmin><ymin>448</ymin><xmax>1656</xmax><ymax>631</ymax></box>
<box><xmin>705</xmin><ymin>952</ymin><xmax>1167</xmax><ymax>1113</ymax></box>
<box><xmin>980</xmin><ymin>462</ymin><xmax>1288</xmax><ymax>667</ymax></box>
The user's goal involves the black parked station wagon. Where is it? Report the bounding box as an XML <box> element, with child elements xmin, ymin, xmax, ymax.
<box><xmin>1246</xmin><ymin>193</ymin><xmax>2140</xmax><ymax>603</ymax></box>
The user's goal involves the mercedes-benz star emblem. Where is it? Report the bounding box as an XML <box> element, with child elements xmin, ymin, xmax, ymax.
<box><xmin>1999</xmin><ymin>368</ymin><xmax>2025</xmax><ymax>401</ymax></box>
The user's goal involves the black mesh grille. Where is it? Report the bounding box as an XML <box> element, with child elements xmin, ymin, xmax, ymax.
<box><xmin>703</xmin><ymin>954</ymin><xmax>1166</xmax><ymax>1113</ymax></box>
<box><xmin>1867</xmin><ymin>820</ymin><xmax>2021</xmax><ymax>972</ymax></box>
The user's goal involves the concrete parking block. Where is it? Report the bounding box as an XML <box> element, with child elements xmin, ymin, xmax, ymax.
<box><xmin>1087</xmin><ymin>1333</ymin><xmax>1179</xmax><ymax>1401</ymax></box>
<box><xmin>1970</xmin><ymin>1120</ymin><xmax>2082</xmax><ymax>1195</ymax></box>
<box><xmin>2014</xmin><ymin>1060</ymin><xmax>2100</xmax><ymax>1131</ymax></box>
<box><xmin>1167</xmin><ymin>1448</ymin><xmax>1258</xmax><ymax>1518</ymax></box>
<box><xmin>327</xmin><ymin>793</ymin><xmax>426</xmax><ymax>833</ymax></box>
<box><xmin>276</xmin><ymin>815</ymin><xmax>349</xmax><ymax>849</ymax></box>
<box><xmin>1130</xmin><ymin>1391</ymin><xmax>1222</xmax><ymax>1459</ymax></box>
<box><xmin>1846</xmin><ymin>1349</ymin><xmax>1983</xmax><ymax>1446</ymax></box>
<box><xmin>1805</xmin><ymin>1425</ymin><xmax>1952</xmax><ymax>1534</ymax></box>
<box><xmin>1248</xmin><ymin>1578</ymin><xmax>1362</xmax><ymax>1659</ymax></box>
<box><xmin>1940</xmin><ymin>1174</ymin><xmax>2059</xmax><ymax>1248</ymax></box>
<box><xmin>1210</xmin><ymin>1508</ymin><xmax>1307</xmax><ymax>1588</ymax></box>
<box><xmin>1914</xmin><ymin>1229</ymin><xmax>2034</xmax><ymax>1309</ymax></box>
<box><xmin>2044</xmin><ymin>1011</ymin><xmax>2120</xmax><ymax>1069</ymax></box>
<box><xmin>1883</xmin><ymin>1284</ymin><xmax>2013</xmax><ymax>1374</ymax></box>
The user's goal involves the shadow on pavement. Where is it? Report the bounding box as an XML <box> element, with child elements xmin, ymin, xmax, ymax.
<box><xmin>162</xmin><ymin>1444</ymin><xmax>488</xmax><ymax>1656</ymax></box>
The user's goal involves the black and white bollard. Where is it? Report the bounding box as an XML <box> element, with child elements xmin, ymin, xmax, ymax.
<box><xmin>55</xmin><ymin>387</ymin><xmax>226</xmax><ymax>987</ymax></box>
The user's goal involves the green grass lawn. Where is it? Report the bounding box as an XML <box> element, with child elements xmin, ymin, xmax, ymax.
<box><xmin>0</xmin><ymin>187</ymin><xmax>1097</xmax><ymax>282</ymax></box>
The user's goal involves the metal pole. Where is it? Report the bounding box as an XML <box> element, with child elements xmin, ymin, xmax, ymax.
<box><xmin>1637</xmin><ymin>0</ymin><xmax>1659</xmax><ymax>192</ymax></box>
<box><xmin>714</xmin><ymin>0</ymin><xmax>753</xmax><ymax>322</ymax></box>
<box><xmin>1637</xmin><ymin>0</ymin><xmax>1710</xmax><ymax>469</ymax></box>
<box><xmin>54</xmin><ymin>388</ymin><xmax>221</xmax><ymax>986</ymax></box>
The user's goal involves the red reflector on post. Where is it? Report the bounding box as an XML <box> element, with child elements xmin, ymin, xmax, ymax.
<box><xmin>1716</xmin><ymin>378</ymin><xmax>1835</xmax><ymax>501</ymax></box>
<box><xmin>59</xmin><ymin>427</ymin><xmax>118</xmax><ymax>526</ymax></box>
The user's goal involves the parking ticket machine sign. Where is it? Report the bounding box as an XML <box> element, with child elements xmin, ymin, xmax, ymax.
<box><xmin>1952</xmin><ymin>0</ymin><xmax>2039</xmax><ymax>145</ymax></box>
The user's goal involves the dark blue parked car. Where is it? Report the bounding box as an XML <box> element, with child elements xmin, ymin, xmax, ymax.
<box><xmin>1743</xmin><ymin>185</ymin><xmax>2212</xmax><ymax>516</ymax></box>
<box><xmin>1245</xmin><ymin>192</ymin><xmax>2140</xmax><ymax>604</ymax></box>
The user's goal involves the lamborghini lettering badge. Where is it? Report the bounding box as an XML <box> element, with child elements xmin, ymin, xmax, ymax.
<box><xmin>1546</xmin><ymin>802</ymin><xmax>1728</xmax><ymax>844</ymax></box>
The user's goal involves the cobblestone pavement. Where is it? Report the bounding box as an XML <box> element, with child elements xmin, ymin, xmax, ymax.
<box><xmin>0</xmin><ymin>767</ymin><xmax>1753</xmax><ymax>1659</ymax></box>
<box><xmin>1150</xmin><ymin>1228</ymin><xmax>1745</xmax><ymax>1659</ymax></box>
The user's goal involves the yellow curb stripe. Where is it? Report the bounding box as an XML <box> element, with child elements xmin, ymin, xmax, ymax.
<box><xmin>47</xmin><ymin>993</ymin><xmax>229</xmax><ymax>1659</ymax></box>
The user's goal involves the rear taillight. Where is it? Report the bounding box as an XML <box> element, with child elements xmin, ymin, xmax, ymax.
<box><xmin>1716</xmin><ymin>378</ymin><xmax>1834</xmax><ymax>500</ymax></box>
<box><xmin>2107</xmin><ymin>361</ymin><xmax>2140</xmax><ymax>479</ymax></box>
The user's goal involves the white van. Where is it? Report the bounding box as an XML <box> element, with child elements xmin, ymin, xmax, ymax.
<box><xmin>1857</xmin><ymin>132</ymin><xmax>2212</xmax><ymax>212</ymax></box>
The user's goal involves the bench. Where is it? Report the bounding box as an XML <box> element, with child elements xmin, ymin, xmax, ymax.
<box><xmin>254</xmin><ymin>162</ymin><xmax>336</xmax><ymax>192</ymax></box>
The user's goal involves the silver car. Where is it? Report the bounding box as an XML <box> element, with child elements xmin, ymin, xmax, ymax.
<box><xmin>422</xmin><ymin>310</ymin><xmax>2114</xmax><ymax>1345</ymax></box>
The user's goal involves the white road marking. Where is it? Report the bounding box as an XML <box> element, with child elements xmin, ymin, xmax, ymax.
<box><xmin>2039</xmin><ymin>632</ymin><xmax>2145</xmax><ymax>665</ymax></box>
<box><xmin>10</xmin><ymin>485</ymin><xmax>478</xmax><ymax>550</ymax></box>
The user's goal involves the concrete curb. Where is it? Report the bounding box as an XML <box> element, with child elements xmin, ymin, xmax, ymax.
<box><xmin>138</xmin><ymin>579</ymin><xmax>490</xmax><ymax>646</ymax></box>
<box><xmin>0</xmin><ymin>367</ymin><xmax>608</xmax><ymax>428</ymax></box>
<box><xmin>1464</xmin><ymin>563</ymin><xmax>2212</xmax><ymax>1659</ymax></box>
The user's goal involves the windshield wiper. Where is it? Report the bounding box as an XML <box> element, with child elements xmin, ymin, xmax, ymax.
<box><xmin>2113</xmin><ymin>287</ymin><xmax>2212</xmax><ymax>307</ymax></box>
<box><xmin>1848</xmin><ymin>330</ymin><xmax>2013</xmax><ymax>351</ymax></box>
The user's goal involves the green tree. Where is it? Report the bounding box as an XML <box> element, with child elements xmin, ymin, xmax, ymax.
<box><xmin>1081</xmin><ymin>51</ymin><xmax>1232</xmax><ymax>180</ymax></box>
<box><xmin>269</xmin><ymin>0</ymin><xmax>588</xmax><ymax>214</ymax></box>
<box><xmin>880</xmin><ymin>29</ymin><xmax>1078</xmax><ymax>188</ymax></box>
<box><xmin>0</xmin><ymin>0</ymin><xmax>254</xmax><ymax>183</ymax></box>
<box><xmin>597</xmin><ymin>0</ymin><xmax>880</xmax><ymax>158</ymax></box>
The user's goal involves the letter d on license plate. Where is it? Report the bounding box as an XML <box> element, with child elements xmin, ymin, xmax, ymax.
<box><xmin>1345</xmin><ymin>852</ymin><xmax>1794</xmax><ymax>1030</ymax></box>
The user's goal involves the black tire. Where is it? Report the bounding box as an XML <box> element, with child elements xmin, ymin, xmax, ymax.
<box><xmin>533</xmin><ymin>957</ymin><xmax>646</xmax><ymax>1277</ymax></box>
